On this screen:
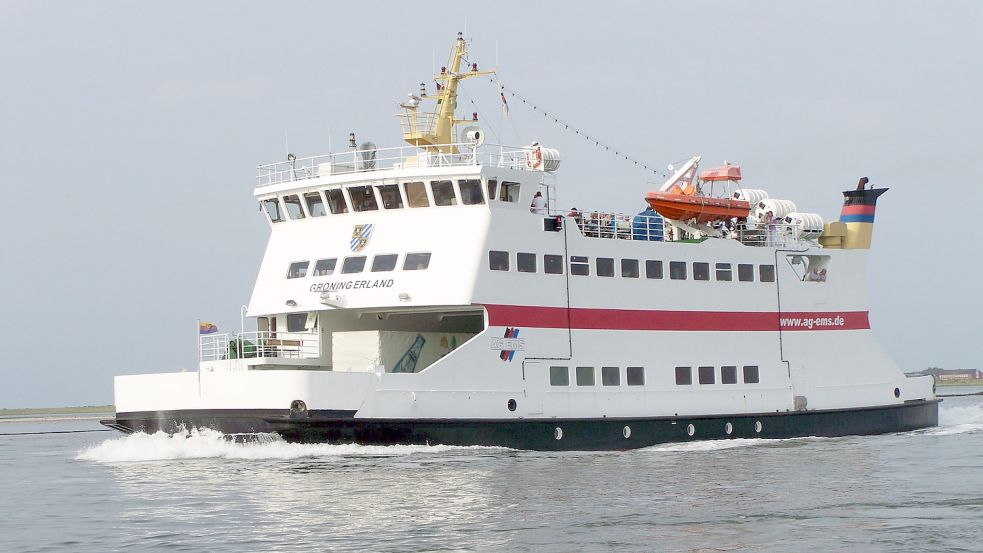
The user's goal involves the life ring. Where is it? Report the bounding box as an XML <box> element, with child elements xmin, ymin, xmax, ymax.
<box><xmin>526</xmin><ymin>146</ymin><xmax>543</xmax><ymax>170</ymax></box>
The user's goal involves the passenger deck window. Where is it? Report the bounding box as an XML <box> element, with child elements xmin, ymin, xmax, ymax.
<box><xmin>349</xmin><ymin>185</ymin><xmax>378</xmax><ymax>212</ymax></box>
<box><xmin>404</xmin><ymin>181</ymin><xmax>429</xmax><ymax>208</ymax></box>
<box><xmin>372</xmin><ymin>254</ymin><xmax>398</xmax><ymax>272</ymax></box>
<box><xmin>627</xmin><ymin>366</ymin><xmax>645</xmax><ymax>386</ymax></box>
<box><xmin>602</xmin><ymin>366</ymin><xmax>620</xmax><ymax>386</ymax></box>
<box><xmin>596</xmin><ymin>257</ymin><xmax>615</xmax><ymax>277</ymax></box>
<box><xmin>716</xmin><ymin>263</ymin><xmax>733</xmax><ymax>281</ymax></box>
<box><xmin>738</xmin><ymin>263</ymin><xmax>754</xmax><ymax>282</ymax></box>
<box><xmin>487</xmin><ymin>179</ymin><xmax>498</xmax><ymax>202</ymax></box>
<box><xmin>675</xmin><ymin>366</ymin><xmax>692</xmax><ymax>385</ymax></box>
<box><xmin>500</xmin><ymin>181</ymin><xmax>520</xmax><ymax>202</ymax></box>
<box><xmin>489</xmin><ymin>250</ymin><xmax>509</xmax><ymax>271</ymax></box>
<box><xmin>517</xmin><ymin>252</ymin><xmax>537</xmax><ymax>273</ymax></box>
<box><xmin>325</xmin><ymin>189</ymin><xmax>349</xmax><ymax>214</ymax></box>
<box><xmin>670</xmin><ymin>261</ymin><xmax>687</xmax><ymax>280</ymax></box>
<box><xmin>286</xmin><ymin>261</ymin><xmax>309</xmax><ymax>279</ymax></box>
<box><xmin>621</xmin><ymin>259</ymin><xmax>639</xmax><ymax>278</ymax></box>
<box><xmin>698</xmin><ymin>366</ymin><xmax>715</xmax><ymax>384</ymax></box>
<box><xmin>377</xmin><ymin>184</ymin><xmax>403</xmax><ymax>209</ymax></box>
<box><xmin>576</xmin><ymin>366</ymin><xmax>595</xmax><ymax>386</ymax></box>
<box><xmin>313</xmin><ymin>258</ymin><xmax>337</xmax><ymax>276</ymax></box>
<box><xmin>459</xmin><ymin>179</ymin><xmax>484</xmax><ymax>205</ymax></box>
<box><xmin>721</xmin><ymin>365</ymin><xmax>737</xmax><ymax>384</ymax></box>
<box><xmin>550</xmin><ymin>366</ymin><xmax>569</xmax><ymax>386</ymax></box>
<box><xmin>693</xmin><ymin>262</ymin><xmax>710</xmax><ymax>281</ymax></box>
<box><xmin>341</xmin><ymin>256</ymin><xmax>366</xmax><ymax>274</ymax></box>
<box><xmin>263</xmin><ymin>198</ymin><xmax>283</xmax><ymax>223</ymax></box>
<box><xmin>286</xmin><ymin>313</ymin><xmax>309</xmax><ymax>332</ymax></box>
<box><xmin>432</xmin><ymin>180</ymin><xmax>457</xmax><ymax>206</ymax></box>
<box><xmin>403</xmin><ymin>252</ymin><xmax>431</xmax><ymax>270</ymax></box>
<box><xmin>570</xmin><ymin>256</ymin><xmax>590</xmax><ymax>276</ymax></box>
<box><xmin>544</xmin><ymin>254</ymin><xmax>564</xmax><ymax>274</ymax></box>
<box><xmin>743</xmin><ymin>365</ymin><xmax>760</xmax><ymax>383</ymax></box>
<box><xmin>759</xmin><ymin>264</ymin><xmax>776</xmax><ymax>283</ymax></box>
<box><xmin>304</xmin><ymin>192</ymin><xmax>326</xmax><ymax>217</ymax></box>
<box><xmin>283</xmin><ymin>195</ymin><xmax>305</xmax><ymax>219</ymax></box>
<box><xmin>646</xmin><ymin>260</ymin><xmax>664</xmax><ymax>279</ymax></box>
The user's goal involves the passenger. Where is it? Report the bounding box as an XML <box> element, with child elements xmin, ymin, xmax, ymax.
<box><xmin>762</xmin><ymin>210</ymin><xmax>775</xmax><ymax>246</ymax></box>
<box><xmin>567</xmin><ymin>207</ymin><xmax>583</xmax><ymax>229</ymax></box>
<box><xmin>530</xmin><ymin>191</ymin><xmax>547</xmax><ymax>214</ymax></box>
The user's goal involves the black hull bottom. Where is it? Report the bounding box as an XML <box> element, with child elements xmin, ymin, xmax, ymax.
<box><xmin>103</xmin><ymin>399</ymin><xmax>939</xmax><ymax>451</ymax></box>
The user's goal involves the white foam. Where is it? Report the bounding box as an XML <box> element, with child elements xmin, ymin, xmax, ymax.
<box><xmin>924</xmin><ymin>403</ymin><xmax>983</xmax><ymax>436</ymax></box>
<box><xmin>76</xmin><ymin>428</ymin><xmax>499</xmax><ymax>463</ymax></box>
<box><xmin>643</xmin><ymin>437</ymin><xmax>779</xmax><ymax>452</ymax></box>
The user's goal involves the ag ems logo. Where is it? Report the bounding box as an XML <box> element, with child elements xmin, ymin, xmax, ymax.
<box><xmin>490</xmin><ymin>327</ymin><xmax>524</xmax><ymax>362</ymax></box>
<box><xmin>350</xmin><ymin>224</ymin><xmax>374</xmax><ymax>252</ymax></box>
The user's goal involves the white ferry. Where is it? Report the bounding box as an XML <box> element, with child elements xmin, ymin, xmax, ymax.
<box><xmin>103</xmin><ymin>34</ymin><xmax>938</xmax><ymax>449</ymax></box>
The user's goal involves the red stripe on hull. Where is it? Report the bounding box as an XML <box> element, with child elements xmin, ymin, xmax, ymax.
<box><xmin>482</xmin><ymin>304</ymin><xmax>869</xmax><ymax>331</ymax></box>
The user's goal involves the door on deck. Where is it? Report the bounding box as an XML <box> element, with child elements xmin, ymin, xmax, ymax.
<box><xmin>522</xmin><ymin>360</ymin><xmax>546</xmax><ymax>415</ymax></box>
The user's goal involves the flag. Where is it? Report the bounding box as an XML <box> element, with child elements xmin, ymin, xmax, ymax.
<box><xmin>499</xmin><ymin>85</ymin><xmax>509</xmax><ymax>117</ymax></box>
<box><xmin>199</xmin><ymin>321</ymin><xmax>218</xmax><ymax>335</ymax></box>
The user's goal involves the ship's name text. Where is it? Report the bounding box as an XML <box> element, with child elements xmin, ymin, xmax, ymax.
<box><xmin>310</xmin><ymin>279</ymin><xmax>395</xmax><ymax>292</ymax></box>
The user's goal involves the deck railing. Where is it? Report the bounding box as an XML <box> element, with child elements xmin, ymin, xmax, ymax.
<box><xmin>199</xmin><ymin>331</ymin><xmax>320</xmax><ymax>362</ymax></box>
<box><xmin>565</xmin><ymin>211</ymin><xmax>807</xmax><ymax>247</ymax></box>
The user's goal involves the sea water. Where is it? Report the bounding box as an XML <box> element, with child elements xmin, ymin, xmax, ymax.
<box><xmin>1</xmin><ymin>390</ymin><xmax>981</xmax><ymax>552</ymax></box>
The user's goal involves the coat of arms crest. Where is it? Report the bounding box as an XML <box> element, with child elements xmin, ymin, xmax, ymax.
<box><xmin>350</xmin><ymin>224</ymin><xmax>374</xmax><ymax>252</ymax></box>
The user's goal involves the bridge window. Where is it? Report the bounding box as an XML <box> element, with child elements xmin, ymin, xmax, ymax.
<box><xmin>489</xmin><ymin>250</ymin><xmax>509</xmax><ymax>271</ymax></box>
<box><xmin>286</xmin><ymin>313</ymin><xmax>309</xmax><ymax>332</ymax></box>
<box><xmin>371</xmin><ymin>254</ymin><xmax>398</xmax><ymax>272</ymax></box>
<box><xmin>377</xmin><ymin>184</ymin><xmax>403</xmax><ymax>209</ymax></box>
<box><xmin>670</xmin><ymin>261</ymin><xmax>687</xmax><ymax>280</ymax></box>
<box><xmin>325</xmin><ymin>189</ymin><xmax>349</xmax><ymax>214</ymax></box>
<box><xmin>716</xmin><ymin>263</ymin><xmax>733</xmax><ymax>281</ymax></box>
<box><xmin>341</xmin><ymin>256</ymin><xmax>366</xmax><ymax>274</ymax></box>
<box><xmin>313</xmin><ymin>258</ymin><xmax>337</xmax><ymax>276</ymax></box>
<box><xmin>645</xmin><ymin>260</ymin><xmax>664</xmax><ymax>279</ymax></box>
<box><xmin>349</xmin><ymin>185</ymin><xmax>378</xmax><ymax>212</ymax></box>
<box><xmin>675</xmin><ymin>366</ymin><xmax>692</xmax><ymax>385</ymax></box>
<box><xmin>576</xmin><ymin>366</ymin><xmax>595</xmax><ymax>386</ymax></box>
<box><xmin>759</xmin><ymin>264</ymin><xmax>776</xmax><ymax>283</ymax></box>
<box><xmin>738</xmin><ymin>263</ymin><xmax>754</xmax><ymax>282</ymax></box>
<box><xmin>283</xmin><ymin>195</ymin><xmax>305</xmax><ymax>219</ymax></box>
<box><xmin>596</xmin><ymin>257</ymin><xmax>615</xmax><ymax>277</ymax></box>
<box><xmin>432</xmin><ymin>180</ymin><xmax>457</xmax><ymax>206</ymax></box>
<box><xmin>404</xmin><ymin>252</ymin><xmax>431</xmax><ymax>270</ymax></box>
<box><xmin>570</xmin><ymin>256</ymin><xmax>590</xmax><ymax>276</ymax></box>
<box><xmin>304</xmin><ymin>192</ymin><xmax>326</xmax><ymax>217</ymax></box>
<box><xmin>550</xmin><ymin>366</ymin><xmax>569</xmax><ymax>386</ymax></box>
<box><xmin>627</xmin><ymin>366</ymin><xmax>645</xmax><ymax>386</ymax></box>
<box><xmin>698</xmin><ymin>365</ymin><xmax>715</xmax><ymax>384</ymax></box>
<box><xmin>487</xmin><ymin>179</ymin><xmax>498</xmax><ymax>202</ymax></box>
<box><xmin>286</xmin><ymin>261</ymin><xmax>309</xmax><ymax>279</ymax></box>
<box><xmin>602</xmin><ymin>366</ymin><xmax>620</xmax><ymax>386</ymax></box>
<box><xmin>500</xmin><ymin>181</ymin><xmax>520</xmax><ymax>202</ymax></box>
<box><xmin>404</xmin><ymin>181</ymin><xmax>429</xmax><ymax>208</ymax></box>
<box><xmin>263</xmin><ymin>198</ymin><xmax>283</xmax><ymax>223</ymax></box>
<box><xmin>621</xmin><ymin>259</ymin><xmax>639</xmax><ymax>278</ymax></box>
<box><xmin>693</xmin><ymin>262</ymin><xmax>710</xmax><ymax>281</ymax></box>
<box><xmin>517</xmin><ymin>252</ymin><xmax>537</xmax><ymax>273</ymax></box>
<box><xmin>459</xmin><ymin>179</ymin><xmax>484</xmax><ymax>205</ymax></box>
<box><xmin>743</xmin><ymin>365</ymin><xmax>760</xmax><ymax>383</ymax></box>
<box><xmin>544</xmin><ymin>254</ymin><xmax>564</xmax><ymax>274</ymax></box>
<box><xmin>721</xmin><ymin>365</ymin><xmax>737</xmax><ymax>384</ymax></box>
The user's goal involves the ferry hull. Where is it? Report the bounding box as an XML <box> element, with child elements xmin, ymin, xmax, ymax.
<box><xmin>103</xmin><ymin>399</ymin><xmax>939</xmax><ymax>450</ymax></box>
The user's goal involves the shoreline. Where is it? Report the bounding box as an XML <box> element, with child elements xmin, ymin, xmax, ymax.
<box><xmin>0</xmin><ymin>405</ymin><xmax>114</xmax><ymax>421</ymax></box>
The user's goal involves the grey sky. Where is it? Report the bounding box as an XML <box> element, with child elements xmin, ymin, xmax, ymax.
<box><xmin>1</xmin><ymin>1</ymin><xmax>980</xmax><ymax>407</ymax></box>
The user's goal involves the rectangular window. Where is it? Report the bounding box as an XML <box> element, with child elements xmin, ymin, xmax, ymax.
<box><xmin>721</xmin><ymin>365</ymin><xmax>737</xmax><ymax>384</ymax></box>
<box><xmin>500</xmin><ymin>181</ymin><xmax>520</xmax><ymax>202</ymax></box>
<box><xmin>759</xmin><ymin>264</ymin><xmax>776</xmax><ymax>283</ymax></box>
<box><xmin>627</xmin><ymin>366</ymin><xmax>645</xmax><ymax>386</ymax></box>
<box><xmin>698</xmin><ymin>365</ymin><xmax>715</xmax><ymax>384</ymax></box>
<box><xmin>283</xmin><ymin>194</ymin><xmax>305</xmax><ymax>219</ymax></box>
<box><xmin>596</xmin><ymin>257</ymin><xmax>615</xmax><ymax>277</ymax></box>
<box><xmin>550</xmin><ymin>366</ymin><xmax>569</xmax><ymax>386</ymax></box>
<box><xmin>576</xmin><ymin>366</ymin><xmax>595</xmax><ymax>386</ymax></box>
<box><xmin>431</xmin><ymin>180</ymin><xmax>457</xmax><ymax>206</ymax></box>
<box><xmin>286</xmin><ymin>261</ymin><xmax>309</xmax><ymax>279</ymax></box>
<box><xmin>371</xmin><ymin>254</ymin><xmax>398</xmax><ymax>272</ymax></box>
<box><xmin>489</xmin><ymin>250</ymin><xmax>510</xmax><ymax>271</ymax></box>
<box><xmin>403</xmin><ymin>181</ymin><xmax>429</xmax><ymax>208</ymax></box>
<box><xmin>348</xmin><ymin>185</ymin><xmax>378</xmax><ymax>212</ymax></box>
<box><xmin>487</xmin><ymin>179</ymin><xmax>498</xmax><ymax>202</ymax></box>
<box><xmin>517</xmin><ymin>252</ymin><xmax>537</xmax><ymax>273</ymax></box>
<box><xmin>263</xmin><ymin>198</ymin><xmax>283</xmax><ymax>223</ymax></box>
<box><xmin>645</xmin><ymin>260</ymin><xmax>664</xmax><ymax>279</ymax></box>
<box><xmin>341</xmin><ymin>256</ymin><xmax>366</xmax><ymax>274</ymax></box>
<box><xmin>544</xmin><ymin>254</ymin><xmax>564</xmax><ymax>274</ymax></box>
<box><xmin>693</xmin><ymin>262</ymin><xmax>710</xmax><ymax>281</ymax></box>
<box><xmin>621</xmin><ymin>259</ymin><xmax>639</xmax><ymax>278</ymax></box>
<box><xmin>738</xmin><ymin>263</ymin><xmax>754</xmax><ymax>282</ymax></box>
<box><xmin>670</xmin><ymin>261</ymin><xmax>687</xmax><ymax>280</ymax></box>
<box><xmin>570</xmin><ymin>256</ymin><xmax>590</xmax><ymax>276</ymax></box>
<box><xmin>304</xmin><ymin>192</ymin><xmax>326</xmax><ymax>217</ymax></box>
<box><xmin>675</xmin><ymin>366</ymin><xmax>693</xmax><ymax>385</ymax></box>
<box><xmin>743</xmin><ymin>365</ymin><xmax>760</xmax><ymax>383</ymax></box>
<box><xmin>716</xmin><ymin>263</ymin><xmax>733</xmax><ymax>282</ymax></box>
<box><xmin>325</xmin><ymin>189</ymin><xmax>349</xmax><ymax>214</ymax></box>
<box><xmin>403</xmin><ymin>252</ymin><xmax>431</xmax><ymax>270</ymax></box>
<box><xmin>313</xmin><ymin>258</ymin><xmax>337</xmax><ymax>276</ymax></box>
<box><xmin>377</xmin><ymin>184</ymin><xmax>403</xmax><ymax>209</ymax></box>
<box><xmin>286</xmin><ymin>313</ymin><xmax>309</xmax><ymax>332</ymax></box>
<box><xmin>601</xmin><ymin>366</ymin><xmax>620</xmax><ymax>386</ymax></box>
<box><xmin>458</xmin><ymin>179</ymin><xmax>484</xmax><ymax>205</ymax></box>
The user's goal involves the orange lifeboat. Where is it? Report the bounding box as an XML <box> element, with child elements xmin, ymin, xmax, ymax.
<box><xmin>644</xmin><ymin>191</ymin><xmax>750</xmax><ymax>223</ymax></box>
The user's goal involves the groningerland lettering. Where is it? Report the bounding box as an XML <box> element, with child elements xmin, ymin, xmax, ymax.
<box><xmin>310</xmin><ymin>279</ymin><xmax>395</xmax><ymax>293</ymax></box>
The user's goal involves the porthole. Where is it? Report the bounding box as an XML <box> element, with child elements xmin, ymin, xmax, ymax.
<box><xmin>623</xmin><ymin>426</ymin><xmax>631</xmax><ymax>439</ymax></box>
<box><xmin>754</xmin><ymin>420</ymin><xmax>763</xmax><ymax>433</ymax></box>
<box><xmin>725</xmin><ymin>422</ymin><xmax>733</xmax><ymax>435</ymax></box>
<box><xmin>507</xmin><ymin>398</ymin><xmax>517</xmax><ymax>412</ymax></box>
<box><xmin>554</xmin><ymin>427</ymin><xmax>563</xmax><ymax>440</ymax></box>
<box><xmin>686</xmin><ymin>423</ymin><xmax>695</xmax><ymax>436</ymax></box>
<box><xmin>894</xmin><ymin>387</ymin><xmax>901</xmax><ymax>398</ymax></box>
